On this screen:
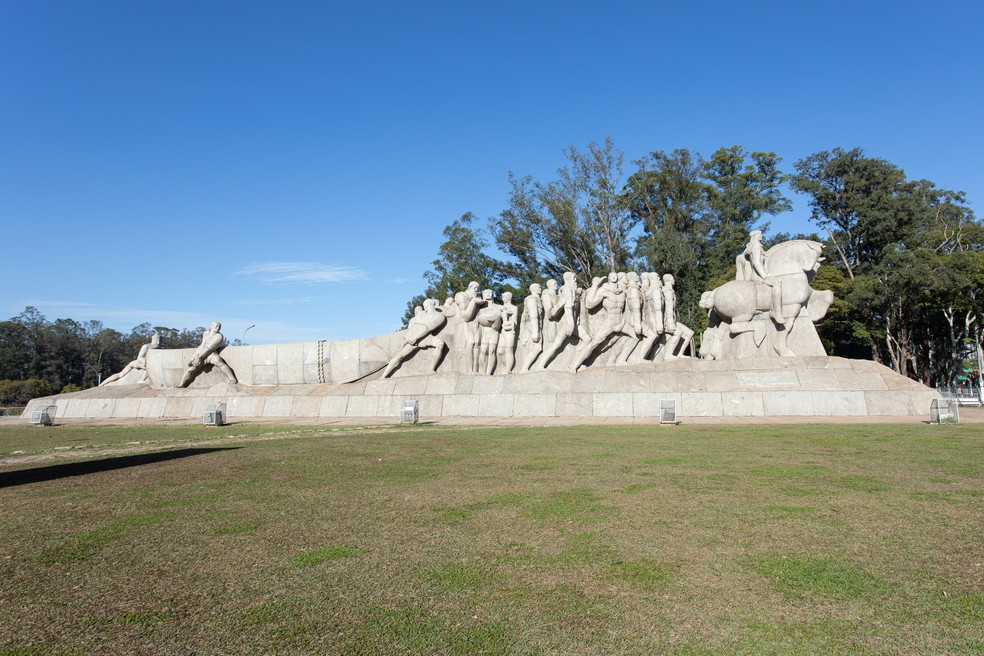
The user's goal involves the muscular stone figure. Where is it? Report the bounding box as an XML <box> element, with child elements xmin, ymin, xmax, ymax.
<box><xmin>383</xmin><ymin>298</ymin><xmax>448</xmax><ymax>378</ymax></box>
<box><xmin>570</xmin><ymin>271</ymin><xmax>634</xmax><ymax>372</ymax></box>
<box><xmin>661</xmin><ymin>274</ymin><xmax>694</xmax><ymax>360</ymax></box>
<box><xmin>497</xmin><ymin>291</ymin><xmax>519</xmax><ymax>374</ymax></box>
<box><xmin>454</xmin><ymin>281</ymin><xmax>486</xmax><ymax>373</ymax></box>
<box><xmin>540</xmin><ymin>271</ymin><xmax>580</xmax><ymax>370</ymax></box>
<box><xmin>178</xmin><ymin>321</ymin><xmax>238</xmax><ymax>387</ymax></box>
<box><xmin>618</xmin><ymin>271</ymin><xmax>644</xmax><ymax>363</ymax></box>
<box><xmin>636</xmin><ymin>273</ymin><xmax>664</xmax><ymax>360</ymax></box>
<box><xmin>540</xmin><ymin>278</ymin><xmax>560</xmax><ymax>349</ymax></box>
<box><xmin>476</xmin><ymin>289</ymin><xmax>502</xmax><ymax>375</ymax></box>
<box><xmin>101</xmin><ymin>333</ymin><xmax>160</xmax><ymax>386</ymax></box>
<box><xmin>520</xmin><ymin>283</ymin><xmax>544</xmax><ymax>371</ymax></box>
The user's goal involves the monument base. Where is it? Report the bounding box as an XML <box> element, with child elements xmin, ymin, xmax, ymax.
<box><xmin>23</xmin><ymin>357</ymin><xmax>939</xmax><ymax>421</ymax></box>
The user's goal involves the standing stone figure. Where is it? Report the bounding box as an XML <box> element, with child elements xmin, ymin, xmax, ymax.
<box><xmin>660</xmin><ymin>274</ymin><xmax>694</xmax><ymax>360</ymax></box>
<box><xmin>540</xmin><ymin>271</ymin><xmax>580</xmax><ymax>370</ymax></box>
<box><xmin>100</xmin><ymin>333</ymin><xmax>160</xmax><ymax>386</ymax></box>
<box><xmin>178</xmin><ymin>321</ymin><xmax>238</xmax><ymax>387</ymax></box>
<box><xmin>476</xmin><ymin>289</ymin><xmax>502</xmax><ymax>375</ymax></box>
<box><xmin>520</xmin><ymin>283</ymin><xmax>544</xmax><ymax>371</ymax></box>
<box><xmin>540</xmin><ymin>278</ymin><xmax>560</xmax><ymax>350</ymax></box>
<box><xmin>454</xmin><ymin>281</ymin><xmax>486</xmax><ymax>373</ymax></box>
<box><xmin>618</xmin><ymin>271</ymin><xmax>645</xmax><ymax>363</ymax></box>
<box><xmin>497</xmin><ymin>291</ymin><xmax>519</xmax><ymax>374</ymax></box>
<box><xmin>383</xmin><ymin>298</ymin><xmax>448</xmax><ymax>378</ymax></box>
<box><xmin>571</xmin><ymin>272</ymin><xmax>633</xmax><ymax>372</ymax></box>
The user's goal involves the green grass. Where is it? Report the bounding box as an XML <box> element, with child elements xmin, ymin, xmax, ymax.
<box><xmin>0</xmin><ymin>421</ymin><xmax>981</xmax><ymax>654</ymax></box>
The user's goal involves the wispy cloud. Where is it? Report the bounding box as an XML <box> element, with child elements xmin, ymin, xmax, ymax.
<box><xmin>234</xmin><ymin>297</ymin><xmax>318</xmax><ymax>306</ymax></box>
<box><xmin>385</xmin><ymin>277</ymin><xmax>409</xmax><ymax>284</ymax></box>
<box><xmin>237</xmin><ymin>262</ymin><xmax>368</xmax><ymax>285</ymax></box>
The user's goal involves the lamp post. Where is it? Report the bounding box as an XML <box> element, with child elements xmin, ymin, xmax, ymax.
<box><xmin>241</xmin><ymin>324</ymin><xmax>255</xmax><ymax>345</ymax></box>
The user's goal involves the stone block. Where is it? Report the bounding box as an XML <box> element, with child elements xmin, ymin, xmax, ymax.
<box><xmin>252</xmin><ymin>344</ymin><xmax>278</xmax><ymax>366</ymax></box>
<box><xmin>222</xmin><ymin>346</ymin><xmax>253</xmax><ymax>385</ymax></box>
<box><xmin>593</xmin><ymin>392</ymin><xmax>633</xmax><ymax>417</ymax></box>
<box><xmin>443</xmin><ymin>394</ymin><xmax>480</xmax><ymax>416</ymax></box>
<box><xmin>676</xmin><ymin>372</ymin><xmax>707</xmax><ymax>392</ymax></box>
<box><xmin>795</xmin><ymin>368</ymin><xmax>842</xmax><ymax>391</ymax></box>
<box><xmin>631</xmin><ymin>393</ymin><xmax>661</xmax><ymax>418</ymax></box>
<box><xmin>164</xmin><ymin>397</ymin><xmax>196</xmax><ymax>418</ymax></box>
<box><xmin>345</xmin><ymin>395</ymin><xmax>379</xmax><ymax>417</ymax></box>
<box><xmin>424</xmin><ymin>376</ymin><xmax>458</xmax><ymax>395</ymax></box>
<box><xmin>736</xmin><ymin>370</ymin><xmax>800</xmax><ymax>390</ymax></box>
<box><xmin>262</xmin><ymin>396</ymin><xmax>294</xmax><ymax>417</ymax></box>
<box><xmin>512</xmin><ymin>393</ymin><xmax>557</xmax><ymax>417</ymax></box>
<box><xmin>394</xmin><ymin>376</ymin><xmax>429</xmax><ymax>397</ymax></box>
<box><xmin>114</xmin><ymin>397</ymin><xmax>142</xmax><ymax>418</ymax></box>
<box><xmin>417</xmin><ymin>395</ymin><xmax>444</xmax><ymax>418</ymax></box>
<box><xmin>811</xmin><ymin>391</ymin><xmax>867</xmax><ymax>416</ymax></box>
<box><xmin>138</xmin><ymin>397</ymin><xmax>167</xmax><ymax>418</ymax></box>
<box><xmin>84</xmin><ymin>399</ymin><xmax>117</xmax><ymax>419</ymax></box>
<box><xmin>252</xmin><ymin>365</ymin><xmax>279</xmax><ymax>386</ymax></box>
<box><xmin>277</xmin><ymin>343</ymin><xmax>305</xmax><ymax>385</ymax></box>
<box><xmin>320</xmin><ymin>396</ymin><xmax>349</xmax><ymax>418</ymax></box>
<box><xmin>364</xmin><ymin>379</ymin><xmax>396</xmax><ymax>396</ymax></box>
<box><xmin>454</xmin><ymin>377</ymin><xmax>475</xmax><ymax>395</ymax></box>
<box><xmin>226</xmin><ymin>396</ymin><xmax>263</xmax><ymax>417</ymax></box>
<box><xmin>762</xmin><ymin>391</ymin><xmax>815</xmax><ymax>416</ymax></box>
<box><xmin>678</xmin><ymin>392</ymin><xmax>723</xmax><ymax>417</ymax></box>
<box><xmin>703</xmin><ymin>371</ymin><xmax>738</xmax><ymax>392</ymax></box>
<box><xmin>556</xmin><ymin>393</ymin><xmax>593</xmax><ymax>416</ymax></box>
<box><xmin>472</xmin><ymin>376</ymin><xmax>505</xmax><ymax>395</ymax></box>
<box><xmin>479</xmin><ymin>393</ymin><xmax>514</xmax><ymax>416</ymax></box>
<box><xmin>721</xmin><ymin>392</ymin><xmax>765</xmax><ymax>416</ymax></box>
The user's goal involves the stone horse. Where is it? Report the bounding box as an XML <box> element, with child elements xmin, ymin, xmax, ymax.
<box><xmin>700</xmin><ymin>240</ymin><xmax>833</xmax><ymax>358</ymax></box>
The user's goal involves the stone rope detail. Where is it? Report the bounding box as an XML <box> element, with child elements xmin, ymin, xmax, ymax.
<box><xmin>317</xmin><ymin>340</ymin><xmax>326</xmax><ymax>384</ymax></box>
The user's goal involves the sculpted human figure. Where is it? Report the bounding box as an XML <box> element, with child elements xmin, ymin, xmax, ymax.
<box><xmin>383</xmin><ymin>298</ymin><xmax>448</xmax><ymax>378</ymax></box>
<box><xmin>540</xmin><ymin>271</ymin><xmax>580</xmax><ymax>369</ymax></box>
<box><xmin>617</xmin><ymin>271</ymin><xmax>644</xmax><ymax>363</ymax></box>
<box><xmin>497</xmin><ymin>291</ymin><xmax>519</xmax><ymax>374</ymax></box>
<box><xmin>476</xmin><ymin>289</ymin><xmax>502</xmax><ymax>375</ymax></box>
<box><xmin>661</xmin><ymin>274</ymin><xmax>694</xmax><ymax>360</ymax></box>
<box><xmin>570</xmin><ymin>271</ymin><xmax>633</xmax><ymax>372</ymax></box>
<box><xmin>100</xmin><ymin>333</ymin><xmax>160</xmax><ymax>386</ymax></box>
<box><xmin>520</xmin><ymin>283</ymin><xmax>544</xmax><ymax>371</ymax></box>
<box><xmin>540</xmin><ymin>278</ymin><xmax>560</xmax><ymax>349</ymax></box>
<box><xmin>454</xmin><ymin>280</ymin><xmax>486</xmax><ymax>373</ymax></box>
<box><xmin>178</xmin><ymin>321</ymin><xmax>237</xmax><ymax>387</ymax></box>
<box><xmin>636</xmin><ymin>273</ymin><xmax>665</xmax><ymax>360</ymax></box>
<box><xmin>737</xmin><ymin>230</ymin><xmax>782</xmax><ymax>323</ymax></box>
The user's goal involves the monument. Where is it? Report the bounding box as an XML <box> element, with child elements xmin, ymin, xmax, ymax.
<box><xmin>24</xmin><ymin>235</ymin><xmax>939</xmax><ymax>421</ymax></box>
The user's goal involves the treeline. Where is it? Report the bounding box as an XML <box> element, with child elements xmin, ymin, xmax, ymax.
<box><xmin>408</xmin><ymin>141</ymin><xmax>983</xmax><ymax>386</ymax></box>
<box><xmin>0</xmin><ymin>308</ymin><xmax>207</xmax><ymax>405</ymax></box>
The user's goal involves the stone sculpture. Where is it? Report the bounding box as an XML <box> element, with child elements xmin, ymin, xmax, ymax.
<box><xmin>520</xmin><ymin>283</ymin><xmax>544</xmax><ymax>371</ymax></box>
<box><xmin>571</xmin><ymin>272</ymin><xmax>634</xmax><ymax>372</ymax></box>
<box><xmin>383</xmin><ymin>298</ymin><xmax>448</xmax><ymax>378</ymax></box>
<box><xmin>498</xmin><ymin>292</ymin><xmax>519</xmax><ymax>374</ymax></box>
<box><xmin>701</xmin><ymin>236</ymin><xmax>834</xmax><ymax>359</ymax></box>
<box><xmin>178</xmin><ymin>321</ymin><xmax>238</xmax><ymax>387</ymax></box>
<box><xmin>660</xmin><ymin>274</ymin><xmax>694</xmax><ymax>360</ymax></box>
<box><xmin>453</xmin><ymin>281</ymin><xmax>486</xmax><ymax>374</ymax></box>
<box><xmin>477</xmin><ymin>289</ymin><xmax>503</xmax><ymax>375</ymax></box>
<box><xmin>541</xmin><ymin>271</ymin><xmax>581</xmax><ymax>369</ymax></box>
<box><xmin>100</xmin><ymin>333</ymin><xmax>160</xmax><ymax>386</ymax></box>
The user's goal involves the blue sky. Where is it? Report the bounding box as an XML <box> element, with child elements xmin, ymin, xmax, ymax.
<box><xmin>2</xmin><ymin>0</ymin><xmax>981</xmax><ymax>344</ymax></box>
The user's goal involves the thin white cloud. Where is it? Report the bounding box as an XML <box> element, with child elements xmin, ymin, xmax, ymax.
<box><xmin>234</xmin><ymin>297</ymin><xmax>318</xmax><ymax>306</ymax></box>
<box><xmin>237</xmin><ymin>262</ymin><xmax>368</xmax><ymax>285</ymax></box>
<box><xmin>384</xmin><ymin>277</ymin><xmax>409</xmax><ymax>284</ymax></box>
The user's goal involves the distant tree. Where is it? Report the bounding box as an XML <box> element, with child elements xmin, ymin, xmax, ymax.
<box><xmin>492</xmin><ymin>138</ymin><xmax>637</xmax><ymax>289</ymax></box>
<box><xmin>403</xmin><ymin>212</ymin><xmax>510</xmax><ymax>326</ymax></box>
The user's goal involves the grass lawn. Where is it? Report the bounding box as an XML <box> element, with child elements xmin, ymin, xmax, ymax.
<box><xmin>0</xmin><ymin>422</ymin><xmax>981</xmax><ymax>655</ymax></box>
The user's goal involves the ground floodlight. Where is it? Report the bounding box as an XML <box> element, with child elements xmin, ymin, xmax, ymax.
<box><xmin>930</xmin><ymin>398</ymin><xmax>959</xmax><ymax>424</ymax></box>
<box><xmin>400</xmin><ymin>399</ymin><xmax>419</xmax><ymax>424</ymax></box>
<box><xmin>203</xmin><ymin>402</ymin><xmax>226</xmax><ymax>426</ymax></box>
<box><xmin>659</xmin><ymin>399</ymin><xmax>678</xmax><ymax>425</ymax></box>
<box><xmin>30</xmin><ymin>404</ymin><xmax>57</xmax><ymax>426</ymax></box>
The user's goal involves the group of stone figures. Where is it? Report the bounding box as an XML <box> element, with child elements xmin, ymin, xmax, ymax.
<box><xmin>102</xmin><ymin>234</ymin><xmax>834</xmax><ymax>385</ymax></box>
<box><xmin>388</xmin><ymin>270</ymin><xmax>695</xmax><ymax>378</ymax></box>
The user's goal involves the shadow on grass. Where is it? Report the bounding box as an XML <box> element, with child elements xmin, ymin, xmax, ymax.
<box><xmin>0</xmin><ymin>447</ymin><xmax>240</xmax><ymax>488</ymax></box>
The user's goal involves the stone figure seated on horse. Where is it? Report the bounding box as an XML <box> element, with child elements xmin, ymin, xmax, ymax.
<box><xmin>700</xmin><ymin>239</ymin><xmax>833</xmax><ymax>358</ymax></box>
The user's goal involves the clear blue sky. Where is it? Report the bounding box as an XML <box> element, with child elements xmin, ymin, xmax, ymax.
<box><xmin>2</xmin><ymin>0</ymin><xmax>981</xmax><ymax>344</ymax></box>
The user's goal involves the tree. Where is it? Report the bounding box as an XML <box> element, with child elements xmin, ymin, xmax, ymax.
<box><xmin>622</xmin><ymin>148</ymin><xmax>711</xmax><ymax>325</ymax></box>
<box><xmin>403</xmin><ymin>212</ymin><xmax>510</xmax><ymax>326</ymax></box>
<box><xmin>702</xmin><ymin>146</ymin><xmax>792</xmax><ymax>276</ymax></box>
<box><xmin>492</xmin><ymin>138</ymin><xmax>637</xmax><ymax>289</ymax></box>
